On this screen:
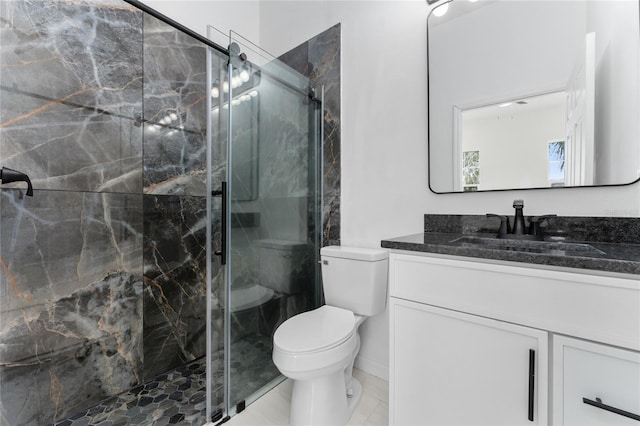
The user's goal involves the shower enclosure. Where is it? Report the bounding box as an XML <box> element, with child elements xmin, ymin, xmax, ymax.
<box><xmin>0</xmin><ymin>1</ymin><xmax>323</xmax><ymax>424</ymax></box>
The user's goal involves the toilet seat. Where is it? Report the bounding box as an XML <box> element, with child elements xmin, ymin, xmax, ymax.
<box><xmin>273</xmin><ymin>305</ymin><xmax>359</xmax><ymax>379</ymax></box>
<box><xmin>274</xmin><ymin>305</ymin><xmax>355</xmax><ymax>354</ymax></box>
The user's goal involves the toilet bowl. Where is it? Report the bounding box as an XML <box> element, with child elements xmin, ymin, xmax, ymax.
<box><xmin>273</xmin><ymin>306</ymin><xmax>358</xmax><ymax>378</ymax></box>
<box><xmin>273</xmin><ymin>306</ymin><xmax>366</xmax><ymax>425</ymax></box>
<box><xmin>272</xmin><ymin>246</ymin><xmax>389</xmax><ymax>426</ymax></box>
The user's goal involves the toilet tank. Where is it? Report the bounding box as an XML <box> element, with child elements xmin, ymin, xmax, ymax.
<box><xmin>257</xmin><ymin>239</ymin><xmax>307</xmax><ymax>294</ymax></box>
<box><xmin>321</xmin><ymin>246</ymin><xmax>389</xmax><ymax>316</ymax></box>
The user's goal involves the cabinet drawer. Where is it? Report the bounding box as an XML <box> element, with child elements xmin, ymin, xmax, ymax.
<box><xmin>389</xmin><ymin>253</ymin><xmax>640</xmax><ymax>351</ymax></box>
<box><xmin>553</xmin><ymin>335</ymin><xmax>640</xmax><ymax>425</ymax></box>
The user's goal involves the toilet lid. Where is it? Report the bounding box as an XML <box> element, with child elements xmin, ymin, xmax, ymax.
<box><xmin>274</xmin><ymin>305</ymin><xmax>355</xmax><ymax>354</ymax></box>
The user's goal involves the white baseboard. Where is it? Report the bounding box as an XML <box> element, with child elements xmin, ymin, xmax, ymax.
<box><xmin>354</xmin><ymin>355</ymin><xmax>389</xmax><ymax>381</ymax></box>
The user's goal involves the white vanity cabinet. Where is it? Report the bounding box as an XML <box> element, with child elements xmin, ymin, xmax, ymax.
<box><xmin>388</xmin><ymin>251</ymin><xmax>640</xmax><ymax>426</ymax></box>
<box><xmin>553</xmin><ymin>335</ymin><xmax>640</xmax><ymax>425</ymax></box>
<box><xmin>391</xmin><ymin>298</ymin><xmax>548</xmax><ymax>425</ymax></box>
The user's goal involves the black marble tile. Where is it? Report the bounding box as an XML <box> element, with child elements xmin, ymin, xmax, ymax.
<box><xmin>0</xmin><ymin>0</ymin><xmax>143</xmax><ymax>193</ymax></box>
<box><xmin>142</xmin><ymin>14</ymin><xmax>214</xmax><ymax>197</ymax></box>
<box><xmin>0</xmin><ymin>190</ymin><xmax>144</xmax><ymax>425</ymax></box>
<box><xmin>279</xmin><ymin>24</ymin><xmax>341</xmax><ymax>246</ymax></box>
<box><xmin>141</xmin><ymin>194</ymin><xmax>212</xmax><ymax>381</ymax></box>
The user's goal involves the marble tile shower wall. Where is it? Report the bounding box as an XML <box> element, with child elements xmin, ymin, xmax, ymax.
<box><xmin>0</xmin><ymin>2</ymin><xmax>341</xmax><ymax>424</ymax></box>
<box><xmin>141</xmin><ymin>12</ymin><xmax>225</xmax><ymax>384</ymax></box>
<box><xmin>224</xmin><ymin>25</ymin><xmax>342</xmax><ymax>341</ymax></box>
<box><xmin>227</xmin><ymin>24</ymin><xmax>341</xmax><ymax>312</ymax></box>
<box><xmin>0</xmin><ymin>1</ymin><xmax>224</xmax><ymax>424</ymax></box>
<box><xmin>279</xmin><ymin>24</ymin><xmax>341</xmax><ymax>246</ymax></box>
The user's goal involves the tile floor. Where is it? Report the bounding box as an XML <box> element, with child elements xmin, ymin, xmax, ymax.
<box><xmin>50</xmin><ymin>357</ymin><xmax>212</xmax><ymax>426</ymax></box>
<box><xmin>50</xmin><ymin>335</ymin><xmax>278</xmax><ymax>426</ymax></box>
<box><xmin>51</xmin><ymin>349</ymin><xmax>387</xmax><ymax>426</ymax></box>
<box><xmin>224</xmin><ymin>368</ymin><xmax>389</xmax><ymax>426</ymax></box>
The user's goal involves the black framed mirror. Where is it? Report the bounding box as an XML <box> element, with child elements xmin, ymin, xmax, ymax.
<box><xmin>427</xmin><ymin>0</ymin><xmax>640</xmax><ymax>193</ymax></box>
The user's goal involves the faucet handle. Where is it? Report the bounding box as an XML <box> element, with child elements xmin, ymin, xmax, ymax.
<box><xmin>486</xmin><ymin>213</ymin><xmax>511</xmax><ymax>235</ymax></box>
<box><xmin>528</xmin><ymin>214</ymin><xmax>557</xmax><ymax>236</ymax></box>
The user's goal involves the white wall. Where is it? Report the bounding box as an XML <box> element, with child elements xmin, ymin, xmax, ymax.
<box><xmin>259</xmin><ymin>0</ymin><xmax>640</xmax><ymax>381</ymax></box>
<box><xmin>260</xmin><ymin>1</ymin><xmax>431</xmax><ymax>379</ymax></box>
<box><xmin>588</xmin><ymin>1</ymin><xmax>640</xmax><ymax>184</ymax></box>
<box><xmin>140</xmin><ymin>0</ymin><xmax>640</xmax><ymax>381</ymax></box>
<box><xmin>140</xmin><ymin>0</ymin><xmax>260</xmax><ymax>46</ymax></box>
<box><xmin>463</xmin><ymin>102</ymin><xmax>566</xmax><ymax>190</ymax></box>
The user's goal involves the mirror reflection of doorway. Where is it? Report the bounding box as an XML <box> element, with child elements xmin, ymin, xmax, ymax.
<box><xmin>454</xmin><ymin>91</ymin><xmax>567</xmax><ymax>191</ymax></box>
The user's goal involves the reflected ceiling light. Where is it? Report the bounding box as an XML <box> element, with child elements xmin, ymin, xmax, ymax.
<box><xmin>499</xmin><ymin>102</ymin><xmax>513</xmax><ymax>108</ymax></box>
<box><xmin>469</xmin><ymin>0</ymin><xmax>478</xmax><ymax>2</ymax></box>
<box><xmin>231</xmin><ymin>70</ymin><xmax>241</xmax><ymax>89</ymax></box>
<box><xmin>433</xmin><ymin>3</ymin><xmax>449</xmax><ymax>17</ymax></box>
<box><xmin>240</xmin><ymin>65</ymin><xmax>251</xmax><ymax>83</ymax></box>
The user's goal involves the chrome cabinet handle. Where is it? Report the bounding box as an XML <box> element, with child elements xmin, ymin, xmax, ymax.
<box><xmin>583</xmin><ymin>397</ymin><xmax>640</xmax><ymax>422</ymax></box>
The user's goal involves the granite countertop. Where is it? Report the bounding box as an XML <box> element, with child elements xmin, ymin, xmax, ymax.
<box><xmin>381</xmin><ymin>232</ymin><xmax>640</xmax><ymax>275</ymax></box>
<box><xmin>381</xmin><ymin>215</ymin><xmax>640</xmax><ymax>275</ymax></box>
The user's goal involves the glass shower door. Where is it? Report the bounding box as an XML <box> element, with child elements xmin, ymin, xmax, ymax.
<box><xmin>224</xmin><ymin>33</ymin><xmax>323</xmax><ymax>415</ymax></box>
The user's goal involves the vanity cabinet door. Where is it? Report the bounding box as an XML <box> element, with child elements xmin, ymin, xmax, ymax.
<box><xmin>552</xmin><ymin>335</ymin><xmax>640</xmax><ymax>426</ymax></box>
<box><xmin>390</xmin><ymin>298</ymin><xmax>548</xmax><ymax>426</ymax></box>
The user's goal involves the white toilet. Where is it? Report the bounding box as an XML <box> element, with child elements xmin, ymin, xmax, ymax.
<box><xmin>272</xmin><ymin>246</ymin><xmax>389</xmax><ymax>425</ymax></box>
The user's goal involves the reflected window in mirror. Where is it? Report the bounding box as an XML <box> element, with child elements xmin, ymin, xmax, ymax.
<box><xmin>548</xmin><ymin>141</ymin><xmax>566</xmax><ymax>187</ymax></box>
<box><xmin>462</xmin><ymin>150</ymin><xmax>480</xmax><ymax>192</ymax></box>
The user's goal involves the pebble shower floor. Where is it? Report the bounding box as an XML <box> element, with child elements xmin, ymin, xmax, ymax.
<box><xmin>49</xmin><ymin>335</ymin><xmax>278</xmax><ymax>426</ymax></box>
<box><xmin>49</xmin><ymin>357</ymin><xmax>212</xmax><ymax>426</ymax></box>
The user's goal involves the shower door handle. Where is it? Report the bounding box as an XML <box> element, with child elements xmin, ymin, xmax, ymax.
<box><xmin>212</xmin><ymin>181</ymin><xmax>227</xmax><ymax>265</ymax></box>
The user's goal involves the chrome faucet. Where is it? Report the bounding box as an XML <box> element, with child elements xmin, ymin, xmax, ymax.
<box><xmin>487</xmin><ymin>200</ymin><xmax>555</xmax><ymax>241</ymax></box>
